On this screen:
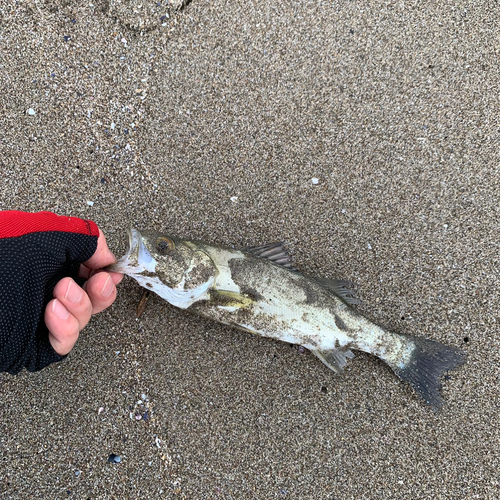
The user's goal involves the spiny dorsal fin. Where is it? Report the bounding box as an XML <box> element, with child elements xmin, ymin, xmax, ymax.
<box><xmin>244</xmin><ymin>243</ymin><xmax>297</xmax><ymax>270</ymax></box>
<box><xmin>315</xmin><ymin>278</ymin><xmax>362</xmax><ymax>305</ymax></box>
<box><xmin>311</xmin><ymin>347</ymin><xmax>355</xmax><ymax>374</ymax></box>
<box><xmin>244</xmin><ymin>244</ymin><xmax>360</xmax><ymax>304</ymax></box>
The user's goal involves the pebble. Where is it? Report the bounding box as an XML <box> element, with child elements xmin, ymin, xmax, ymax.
<box><xmin>311</xmin><ymin>177</ymin><xmax>319</xmax><ymax>184</ymax></box>
<box><xmin>230</xmin><ymin>196</ymin><xmax>238</xmax><ymax>202</ymax></box>
<box><xmin>107</xmin><ymin>454</ymin><xmax>121</xmax><ymax>463</ymax></box>
<box><xmin>75</xmin><ymin>470</ymin><xmax>80</xmax><ymax>477</ymax></box>
<box><xmin>86</xmin><ymin>201</ymin><xmax>94</xmax><ymax>207</ymax></box>
<box><xmin>27</xmin><ymin>108</ymin><xmax>36</xmax><ymax>116</ymax></box>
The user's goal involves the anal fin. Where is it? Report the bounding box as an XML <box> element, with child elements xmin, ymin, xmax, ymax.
<box><xmin>311</xmin><ymin>347</ymin><xmax>355</xmax><ymax>374</ymax></box>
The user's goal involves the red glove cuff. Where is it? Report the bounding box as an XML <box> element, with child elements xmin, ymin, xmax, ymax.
<box><xmin>0</xmin><ymin>211</ymin><xmax>99</xmax><ymax>239</ymax></box>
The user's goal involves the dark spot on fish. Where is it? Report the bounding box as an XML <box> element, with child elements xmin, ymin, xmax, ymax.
<box><xmin>146</xmin><ymin>283</ymin><xmax>152</xmax><ymax>288</ymax></box>
<box><xmin>302</xmin><ymin>312</ymin><xmax>309</xmax><ymax>322</ymax></box>
<box><xmin>187</xmin><ymin>262</ymin><xmax>214</xmax><ymax>286</ymax></box>
<box><xmin>301</xmin><ymin>281</ymin><xmax>320</xmax><ymax>305</ymax></box>
<box><xmin>239</xmin><ymin>285</ymin><xmax>264</xmax><ymax>302</ymax></box>
<box><xmin>334</xmin><ymin>314</ymin><xmax>348</xmax><ymax>332</ymax></box>
<box><xmin>139</xmin><ymin>270</ymin><xmax>158</xmax><ymax>278</ymax></box>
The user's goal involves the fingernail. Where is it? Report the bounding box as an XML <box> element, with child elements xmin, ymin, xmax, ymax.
<box><xmin>65</xmin><ymin>279</ymin><xmax>83</xmax><ymax>303</ymax></box>
<box><xmin>100</xmin><ymin>275</ymin><xmax>114</xmax><ymax>298</ymax></box>
<box><xmin>52</xmin><ymin>299</ymin><xmax>70</xmax><ymax>320</ymax></box>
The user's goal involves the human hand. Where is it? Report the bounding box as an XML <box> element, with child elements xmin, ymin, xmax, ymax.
<box><xmin>45</xmin><ymin>228</ymin><xmax>123</xmax><ymax>356</ymax></box>
<box><xmin>0</xmin><ymin>211</ymin><xmax>123</xmax><ymax>374</ymax></box>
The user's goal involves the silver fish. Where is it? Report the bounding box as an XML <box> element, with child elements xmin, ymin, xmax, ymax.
<box><xmin>108</xmin><ymin>229</ymin><xmax>465</xmax><ymax>410</ymax></box>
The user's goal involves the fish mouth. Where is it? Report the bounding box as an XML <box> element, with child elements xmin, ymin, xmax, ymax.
<box><xmin>106</xmin><ymin>228</ymin><xmax>156</xmax><ymax>275</ymax></box>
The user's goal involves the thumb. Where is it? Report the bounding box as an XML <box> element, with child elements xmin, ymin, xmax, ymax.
<box><xmin>83</xmin><ymin>228</ymin><xmax>117</xmax><ymax>270</ymax></box>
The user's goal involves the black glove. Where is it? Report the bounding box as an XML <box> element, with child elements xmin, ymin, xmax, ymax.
<box><xmin>0</xmin><ymin>211</ymin><xmax>99</xmax><ymax>374</ymax></box>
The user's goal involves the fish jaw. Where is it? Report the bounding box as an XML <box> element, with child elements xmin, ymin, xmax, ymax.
<box><xmin>107</xmin><ymin>228</ymin><xmax>158</xmax><ymax>275</ymax></box>
<box><xmin>107</xmin><ymin>228</ymin><xmax>214</xmax><ymax>309</ymax></box>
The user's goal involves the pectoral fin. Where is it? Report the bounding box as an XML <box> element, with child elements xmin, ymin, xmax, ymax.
<box><xmin>312</xmin><ymin>347</ymin><xmax>355</xmax><ymax>374</ymax></box>
<box><xmin>209</xmin><ymin>289</ymin><xmax>255</xmax><ymax>309</ymax></box>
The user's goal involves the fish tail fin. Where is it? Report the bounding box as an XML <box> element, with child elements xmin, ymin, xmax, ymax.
<box><xmin>388</xmin><ymin>334</ymin><xmax>466</xmax><ymax>410</ymax></box>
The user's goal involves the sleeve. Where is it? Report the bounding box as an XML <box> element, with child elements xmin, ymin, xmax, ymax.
<box><xmin>0</xmin><ymin>211</ymin><xmax>99</xmax><ymax>374</ymax></box>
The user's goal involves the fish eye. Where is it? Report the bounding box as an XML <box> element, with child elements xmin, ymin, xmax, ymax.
<box><xmin>156</xmin><ymin>236</ymin><xmax>175</xmax><ymax>254</ymax></box>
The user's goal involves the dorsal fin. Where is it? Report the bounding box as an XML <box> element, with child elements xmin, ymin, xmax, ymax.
<box><xmin>244</xmin><ymin>243</ymin><xmax>297</xmax><ymax>270</ymax></box>
<box><xmin>315</xmin><ymin>278</ymin><xmax>362</xmax><ymax>305</ymax></box>
<box><xmin>244</xmin><ymin>244</ymin><xmax>360</xmax><ymax>304</ymax></box>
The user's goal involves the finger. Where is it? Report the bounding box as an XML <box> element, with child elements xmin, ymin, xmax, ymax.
<box><xmin>84</xmin><ymin>227</ymin><xmax>118</xmax><ymax>270</ymax></box>
<box><xmin>82</xmin><ymin>271</ymin><xmax>117</xmax><ymax>315</ymax></box>
<box><xmin>52</xmin><ymin>277</ymin><xmax>93</xmax><ymax>330</ymax></box>
<box><xmin>79</xmin><ymin>264</ymin><xmax>123</xmax><ymax>285</ymax></box>
<box><xmin>45</xmin><ymin>298</ymin><xmax>80</xmax><ymax>356</ymax></box>
<box><xmin>78</xmin><ymin>264</ymin><xmax>92</xmax><ymax>280</ymax></box>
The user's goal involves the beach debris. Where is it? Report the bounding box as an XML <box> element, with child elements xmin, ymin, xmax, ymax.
<box><xmin>311</xmin><ymin>177</ymin><xmax>319</xmax><ymax>184</ymax></box>
<box><xmin>136</xmin><ymin>289</ymin><xmax>150</xmax><ymax>318</ymax></box>
<box><xmin>86</xmin><ymin>201</ymin><xmax>94</xmax><ymax>207</ymax></box>
<box><xmin>155</xmin><ymin>435</ymin><xmax>162</xmax><ymax>448</ymax></box>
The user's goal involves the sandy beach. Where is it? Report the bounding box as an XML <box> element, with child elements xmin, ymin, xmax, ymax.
<box><xmin>0</xmin><ymin>0</ymin><xmax>498</xmax><ymax>498</ymax></box>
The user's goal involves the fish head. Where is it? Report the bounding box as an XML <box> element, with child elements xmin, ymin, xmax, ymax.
<box><xmin>109</xmin><ymin>229</ymin><xmax>216</xmax><ymax>303</ymax></box>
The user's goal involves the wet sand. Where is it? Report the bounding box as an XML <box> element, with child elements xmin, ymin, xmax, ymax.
<box><xmin>0</xmin><ymin>1</ymin><xmax>498</xmax><ymax>498</ymax></box>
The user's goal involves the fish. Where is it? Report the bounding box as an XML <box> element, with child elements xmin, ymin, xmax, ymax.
<box><xmin>107</xmin><ymin>228</ymin><xmax>465</xmax><ymax>410</ymax></box>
